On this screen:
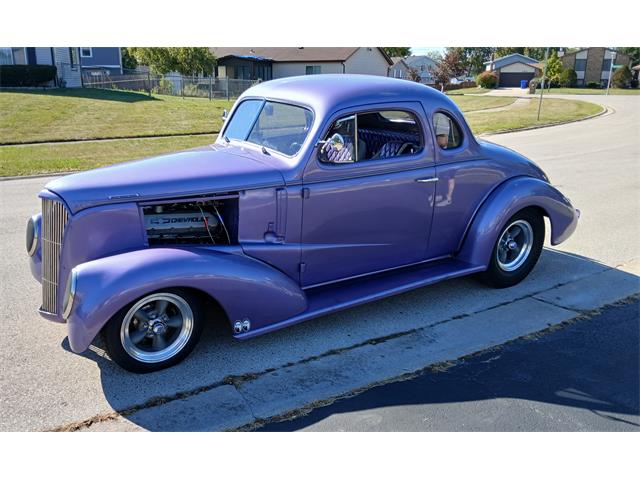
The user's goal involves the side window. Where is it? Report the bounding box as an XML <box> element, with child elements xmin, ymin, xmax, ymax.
<box><xmin>319</xmin><ymin>110</ymin><xmax>423</xmax><ymax>164</ymax></box>
<box><xmin>433</xmin><ymin>112</ymin><xmax>463</xmax><ymax>150</ymax></box>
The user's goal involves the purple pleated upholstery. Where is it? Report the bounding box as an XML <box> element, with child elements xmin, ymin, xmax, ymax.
<box><xmin>358</xmin><ymin>128</ymin><xmax>419</xmax><ymax>158</ymax></box>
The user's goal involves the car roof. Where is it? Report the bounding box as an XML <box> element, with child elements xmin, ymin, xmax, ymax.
<box><xmin>238</xmin><ymin>74</ymin><xmax>456</xmax><ymax>116</ymax></box>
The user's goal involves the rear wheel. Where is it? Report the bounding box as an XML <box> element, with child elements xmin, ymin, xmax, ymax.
<box><xmin>479</xmin><ymin>208</ymin><xmax>544</xmax><ymax>288</ymax></box>
<box><xmin>104</xmin><ymin>289</ymin><xmax>204</xmax><ymax>373</ymax></box>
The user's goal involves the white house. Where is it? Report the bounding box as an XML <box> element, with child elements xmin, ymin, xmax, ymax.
<box><xmin>211</xmin><ymin>47</ymin><xmax>393</xmax><ymax>80</ymax></box>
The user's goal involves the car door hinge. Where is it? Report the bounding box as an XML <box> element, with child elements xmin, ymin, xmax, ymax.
<box><xmin>299</xmin><ymin>262</ymin><xmax>307</xmax><ymax>273</ymax></box>
<box><xmin>301</xmin><ymin>188</ymin><xmax>310</xmax><ymax>199</ymax></box>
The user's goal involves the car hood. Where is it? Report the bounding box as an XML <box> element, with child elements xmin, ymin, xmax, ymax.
<box><xmin>45</xmin><ymin>144</ymin><xmax>285</xmax><ymax>213</ymax></box>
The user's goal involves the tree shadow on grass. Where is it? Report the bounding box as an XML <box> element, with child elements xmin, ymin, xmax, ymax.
<box><xmin>5</xmin><ymin>87</ymin><xmax>158</xmax><ymax>103</ymax></box>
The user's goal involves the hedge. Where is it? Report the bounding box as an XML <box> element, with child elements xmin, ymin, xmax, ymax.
<box><xmin>0</xmin><ymin>65</ymin><xmax>57</xmax><ymax>87</ymax></box>
<box><xmin>476</xmin><ymin>71</ymin><xmax>497</xmax><ymax>89</ymax></box>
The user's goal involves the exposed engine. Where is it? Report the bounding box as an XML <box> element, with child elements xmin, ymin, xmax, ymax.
<box><xmin>142</xmin><ymin>199</ymin><xmax>237</xmax><ymax>245</ymax></box>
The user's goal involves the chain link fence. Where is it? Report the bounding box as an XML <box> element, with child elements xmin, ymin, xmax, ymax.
<box><xmin>81</xmin><ymin>71</ymin><xmax>257</xmax><ymax>100</ymax></box>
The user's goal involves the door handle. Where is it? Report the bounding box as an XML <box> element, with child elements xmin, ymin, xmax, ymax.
<box><xmin>415</xmin><ymin>177</ymin><xmax>438</xmax><ymax>183</ymax></box>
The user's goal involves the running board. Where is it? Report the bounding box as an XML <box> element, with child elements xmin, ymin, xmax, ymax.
<box><xmin>236</xmin><ymin>259</ymin><xmax>485</xmax><ymax>339</ymax></box>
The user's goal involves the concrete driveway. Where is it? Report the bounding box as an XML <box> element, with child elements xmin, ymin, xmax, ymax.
<box><xmin>0</xmin><ymin>94</ymin><xmax>638</xmax><ymax>431</ymax></box>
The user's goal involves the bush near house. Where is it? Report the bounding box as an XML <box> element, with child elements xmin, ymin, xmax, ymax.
<box><xmin>476</xmin><ymin>71</ymin><xmax>497</xmax><ymax>89</ymax></box>
<box><xmin>611</xmin><ymin>65</ymin><xmax>632</xmax><ymax>88</ymax></box>
<box><xmin>586</xmin><ymin>82</ymin><xmax>601</xmax><ymax>89</ymax></box>
<box><xmin>0</xmin><ymin>65</ymin><xmax>57</xmax><ymax>87</ymax></box>
<box><xmin>558</xmin><ymin>68</ymin><xmax>577</xmax><ymax>88</ymax></box>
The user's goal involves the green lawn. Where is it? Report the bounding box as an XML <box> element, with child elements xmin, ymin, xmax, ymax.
<box><xmin>0</xmin><ymin>88</ymin><xmax>232</xmax><ymax>144</ymax></box>
<box><xmin>0</xmin><ymin>135</ymin><xmax>216</xmax><ymax>177</ymax></box>
<box><xmin>466</xmin><ymin>98</ymin><xmax>604</xmax><ymax>135</ymax></box>
<box><xmin>451</xmin><ymin>96</ymin><xmax>516</xmax><ymax>112</ymax></box>
<box><xmin>535</xmin><ymin>87</ymin><xmax>640</xmax><ymax>95</ymax></box>
<box><xmin>0</xmin><ymin>90</ymin><xmax>604</xmax><ymax>177</ymax></box>
<box><xmin>447</xmin><ymin>87</ymin><xmax>490</xmax><ymax>95</ymax></box>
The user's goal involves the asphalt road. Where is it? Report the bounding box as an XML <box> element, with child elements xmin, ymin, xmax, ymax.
<box><xmin>257</xmin><ymin>299</ymin><xmax>640</xmax><ymax>431</ymax></box>
<box><xmin>0</xmin><ymin>93</ymin><xmax>638</xmax><ymax>431</ymax></box>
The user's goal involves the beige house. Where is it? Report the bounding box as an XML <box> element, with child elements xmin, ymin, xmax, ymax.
<box><xmin>211</xmin><ymin>47</ymin><xmax>392</xmax><ymax>81</ymax></box>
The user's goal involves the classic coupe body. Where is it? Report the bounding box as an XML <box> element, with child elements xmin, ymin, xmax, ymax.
<box><xmin>27</xmin><ymin>75</ymin><xmax>579</xmax><ymax>372</ymax></box>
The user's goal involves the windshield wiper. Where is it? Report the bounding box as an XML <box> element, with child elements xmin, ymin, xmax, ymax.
<box><xmin>261</xmin><ymin>146</ymin><xmax>270</xmax><ymax>156</ymax></box>
<box><xmin>223</xmin><ymin>135</ymin><xmax>230</xmax><ymax>143</ymax></box>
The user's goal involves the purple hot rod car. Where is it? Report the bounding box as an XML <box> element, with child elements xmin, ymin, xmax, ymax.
<box><xmin>27</xmin><ymin>75</ymin><xmax>579</xmax><ymax>372</ymax></box>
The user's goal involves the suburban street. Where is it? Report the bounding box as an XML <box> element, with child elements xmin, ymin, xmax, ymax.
<box><xmin>0</xmin><ymin>93</ymin><xmax>638</xmax><ymax>432</ymax></box>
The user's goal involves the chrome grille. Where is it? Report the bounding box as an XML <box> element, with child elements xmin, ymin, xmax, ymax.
<box><xmin>41</xmin><ymin>198</ymin><xmax>69</xmax><ymax>314</ymax></box>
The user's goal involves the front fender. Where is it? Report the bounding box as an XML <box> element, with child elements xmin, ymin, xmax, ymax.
<box><xmin>66</xmin><ymin>247</ymin><xmax>307</xmax><ymax>353</ymax></box>
<box><xmin>457</xmin><ymin>176</ymin><xmax>579</xmax><ymax>267</ymax></box>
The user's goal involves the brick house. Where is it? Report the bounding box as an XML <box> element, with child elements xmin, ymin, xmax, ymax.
<box><xmin>560</xmin><ymin>48</ymin><xmax>631</xmax><ymax>87</ymax></box>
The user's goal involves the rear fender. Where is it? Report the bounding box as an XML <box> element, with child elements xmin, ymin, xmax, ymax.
<box><xmin>66</xmin><ymin>247</ymin><xmax>307</xmax><ymax>353</ymax></box>
<box><xmin>457</xmin><ymin>176</ymin><xmax>579</xmax><ymax>267</ymax></box>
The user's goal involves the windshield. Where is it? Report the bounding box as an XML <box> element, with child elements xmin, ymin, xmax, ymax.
<box><xmin>223</xmin><ymin>100</ymin><xmax>313</xmax><ymax>156</ymax></box>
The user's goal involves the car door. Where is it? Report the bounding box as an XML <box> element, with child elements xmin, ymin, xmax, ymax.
<box><xmin>427</xmin><ymin>109</ymin><xmax>506</xmax><ymax>259</ymax></box>
<box><xmin>300</xmin><ymin>103</ymin><xmax>436</xmax><ymax>287</ymax></box>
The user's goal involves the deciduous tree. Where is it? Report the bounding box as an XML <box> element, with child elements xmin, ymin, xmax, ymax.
<box><xmin>429</xmin><ymin>48</ymin><xmax>465</xmax><ymax>91</ymax></box>
<box><xmin>383</xmin><ymin>47</ymin><xmax>411</xmax><ymax>58</ymax></box>
<box><xmin>127</xmin><ymin>47</ymin><xmax>216</xmax><ymax>75</ymax></box>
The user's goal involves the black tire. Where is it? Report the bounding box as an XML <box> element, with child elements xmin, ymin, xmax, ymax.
<box><xmin>103</xmin><ymin>288</ymin><xmax>205</xmax><ymax>373</ymax></box>
<box><xmin>478</xmin><ymin>208</ymin><xmax>544</xmax><ymax>289</ymax></box>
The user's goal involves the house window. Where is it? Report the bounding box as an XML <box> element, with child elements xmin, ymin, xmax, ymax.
<box><xmin>11</xmin><ymin>48</ymin><xmax>27</xmax><ymax>65</ymax></box>
<box><xmin>433</xmin><ymin>112</ymin><xmax>463</xmax><ymax>150</ymax></box>
<box><xmin>305</xmin><ymin>65</ymin><xmax>321</xmax><ymax>75</ymax></box>
<box><xmin>601</xmin><ymin>58</ymin><xmax>612</xmax><ymax>72</ymax></box>
<box><xmin>574</xmin><ymin>59</ymin><xmax>586</xmax><ymax>72</ymax></box>
<box><xmin>0</xmin><ymin>48</ymin><xmax>12</xmax><ymax>65</ymax></box>
<box><xmin>69</xmin><ymin>48</ymin><xmax>79</xmax><ymax>68</ymax></box>
<box><xmin>80</xmin><ymin>48</ymin><xmax>92</xmax><ymax>58</ymax></box>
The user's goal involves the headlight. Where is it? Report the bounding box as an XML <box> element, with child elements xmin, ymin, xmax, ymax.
<box><xmin>62</xmin><ymin>269</ymin><xmax>78</xmax><ymax>320</ymax></box>
<box><xmin>26</xmin><ymin>214</ymin><xmax>40</xmax><ymax>256</ymax></box>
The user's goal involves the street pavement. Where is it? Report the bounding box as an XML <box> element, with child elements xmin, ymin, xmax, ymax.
<box><xmin>0</xmin><ymin>94</ymin><xmax>638</xmax><ymax>431</ymax></box>
<box><xmin>258</xmin><ymin>299</ymin><xmax>640</xmax><ymax>431</ymax></box>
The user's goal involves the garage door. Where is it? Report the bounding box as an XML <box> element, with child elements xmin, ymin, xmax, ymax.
<box><xmin>499</xmin><ymin>72</ymin><xmax>535</xmax><ymax>87</ymax></box>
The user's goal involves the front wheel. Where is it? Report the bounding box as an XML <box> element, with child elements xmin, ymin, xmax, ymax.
<box><xmin>478</xmin><ymin>208</ymin><xmax>545</xmax><ymax>288</ymax></box>
<box><xmin>103</xmin><ymin>289</ymin><xmax>204</xmax><ymax>373</ymax></box>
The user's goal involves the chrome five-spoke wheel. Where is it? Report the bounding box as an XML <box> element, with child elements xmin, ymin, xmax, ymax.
<box><xmin>496</xmin><ymin>219</ymin><xmax>533</xmax><ymax>272</ymax></box>
<box><xmin>120</xmin><ymin>293</ymin><xmax>194</xmax><ymax>363</ymax></box>
<box><xmin>104</xmin><ymin>289</ymin><xmax>204</xmax><ymax>373</ymax></box>
<box><xmin>479</xmin><ymin>208</ymin><xmax>545</xmax><ymax>289</ymax></box>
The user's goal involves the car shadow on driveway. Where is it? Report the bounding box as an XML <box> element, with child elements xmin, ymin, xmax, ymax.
<box><xmin>60</xmin><ymin>248</ymin><xmax>640</xmax><ymax>431</ymax></box>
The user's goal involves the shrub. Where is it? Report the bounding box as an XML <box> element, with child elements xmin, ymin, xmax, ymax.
<box><xmin>152</xmin><ymin>77</ymin><xmax>174</xmax><ymax>95</ymax></box>
<box><xmin>586</xmin><ymin>82</ymin><xmax>601</xmax><ymax>89</ymax></box>
<box><xmin>558</xmin><ymin>68</ymin><xmax>577</xmax><ymax>87</ymax></box>
<box><xmin>611</xmin><ymin>65</ymin><xmax>632</xmax><ymax>88</ymax></box>
<box><xmin>0</xmin><ymin>65</ymin><xmax>57</xmax><ymax>87</ymax></box>
<box><xmin>476</xmin><ymin>71</ymin><xmax>497</xmax><ymax>89</ymax></box>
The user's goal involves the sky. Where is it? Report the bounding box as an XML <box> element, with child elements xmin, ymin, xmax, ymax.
<box><xmin>411</xmin><ymin>47</ymin><xmax>446</xmax><ymax>56</ymax></box>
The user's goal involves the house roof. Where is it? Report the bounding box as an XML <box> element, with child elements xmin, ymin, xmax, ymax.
<box><xmin>390</xmin><ymin>57</ymin><xmax>409</xmax><ymax>68</ymax></box>
<box><xmin>211</xmin><ymin>47</ymin><xmax>392</xmax><ymax>65</ymax></box>
<box><xmin>484</xmin><ymin>53</ymin><xmax>540</xmax><ymax>70</ymax></box>
<box><xmin>405</xmin><ymin>55</ymin><xmax>438</xmax><ymax>67</ymax></box>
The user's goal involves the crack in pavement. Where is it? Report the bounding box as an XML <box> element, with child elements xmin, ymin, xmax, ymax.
<box><xmin>47</xmin><ymin>266</ymin><xmax>637</xmax><ymax>432</ymax></box>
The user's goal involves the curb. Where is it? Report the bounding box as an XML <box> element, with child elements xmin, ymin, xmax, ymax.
<box><xmin>0</xmin><ymin>131</ymin><xmax>218</xmax><ymax>147</ymax></box>
<box><xmin>0</xmin><ymin>171</ymin><xmax>77</xmax><ymax>182</ymax></box>
<box><xmin>478</xmin><ymin>104</ymin><xmax>611</xmax><ymax>137</ymax></box>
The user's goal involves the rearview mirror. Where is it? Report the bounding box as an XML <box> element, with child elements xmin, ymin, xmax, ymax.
<box><xmin>222</xmin><ymin>109</ymin><xmax>228</xmax><ymax>121</ymax></box>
